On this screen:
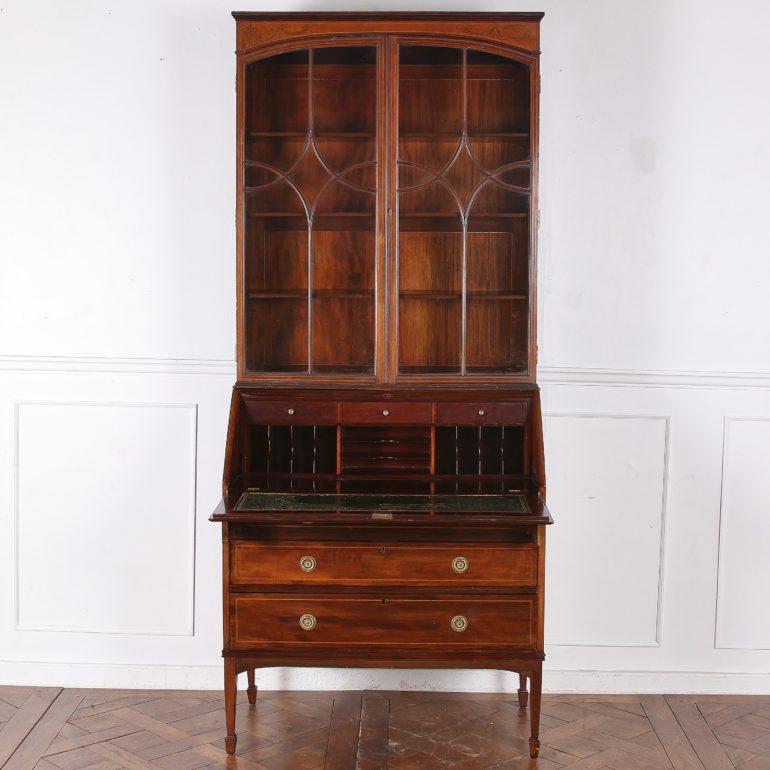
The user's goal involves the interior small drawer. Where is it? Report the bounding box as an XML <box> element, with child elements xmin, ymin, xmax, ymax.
<box><xmin>242</xmin><ymin>400</ymin><xmax>337</xmax><ymax>425</ymax></box>
<box><xmin>435</xmin><ymin>401</ymin><xmax>528</xmax><ymax>426</ymax></box>
<box><xmin>231</xmin><ymin>595</ymin><xmax>537</xmax><ymax>649</ymax></box>
<box><xmin>231</xmin><ymin>542</ymin><xmax>538</xmax><ymax>587</ymax></box>
<box><xmin>339</xmin><ymin>402</ymin><xmax>431</xmax><ymax>425</ymax></box>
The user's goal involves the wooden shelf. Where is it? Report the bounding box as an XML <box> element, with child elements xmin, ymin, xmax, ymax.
<box><xmin>247</xmin><ymin>292</ymin><xmax>306</xmax><ymax>299</ymax></box>
<box><xmin>399</xmin><ymin>212</ymin><xmax>527</xmax><ymax>218</ymax></box>
<box><xmin>247</xmin><ymin>131</ymin><xmax>375</xmax><ymax>140</ymax></box>
<box><xmin>248</xmin><ymin>291</ymin><xmax>375</xmax><ymax>300</ymax></box>
<box><xmin>469</xmin><ymin>293</ymin><xmax>528</xmax><ymax>301</ymax></box>
<box><xmin>399</xmin><ymin>292</ymin><xmax>527</xmax><ymax>300</ymax></box>
<box><xmin>246</xmin><ymin>211</ymin><xmax>373</xmax><ymax>217</ymax></box>
<box><xmin>400</xmin><ymin>132</ymin><xmax>529</xmax><ymax>140</ymax></box>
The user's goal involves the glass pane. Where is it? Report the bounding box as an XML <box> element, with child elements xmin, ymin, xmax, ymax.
<box><xmin>397</xmin><ymin>47</ymin><xmax>463</xmax><ymax>374</ymax></box>
<box><xmin>466</xmin><ymin>50</ymin><xmax>530</xmax><ymax>374</ymax></box>
<box><xmin>396</xmin><ymin>45</ymin><xmax>532</xmax><ymax>376</ymax></box>
<box><xmin>243</xmin><ymin>46</ymin><xmax>377</xmax><ymax>375</ymax></box>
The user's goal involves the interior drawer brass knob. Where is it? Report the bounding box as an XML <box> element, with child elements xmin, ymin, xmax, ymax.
<box><xmin>451</xmin><ymin>556</ymin><xmax>469</xmax><ymax>574</ymax></box>
<box><xmin>299</xmin><ymin>614</ymin><xmax>316</xmax><ymax>631</ymax></box>
<box><xmin>299</xmin><ymin>556</ymin><xmax>316</xmax><ymax>573</ymax></box>
<box><xmin>478</xmin><ymin>409</ymin><xmax>485</xmax><ymax>416</ymax></box>
<box><xmin>287</xmin><ymin>408</ymin><xmax>295</xmax><ymax>415</ymax></box>
<box><xmin>451</xmin><ymin>615</ymin><xmax>469</xmax><ymax>633</ymax></box>
<box><xmin>382</xmin><ymin>409</ymin><xmax>389</xmax><ymax>416</ymax></box>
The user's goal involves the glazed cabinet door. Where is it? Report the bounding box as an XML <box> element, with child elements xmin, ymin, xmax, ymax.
<box><xmin>391</xmin><ymin>41</ymin><xmax>536</xmax><ymax>380</ymax></box>
<box><xmin>241</xmin><ymin>43</ymin><xmax>384</xmax><ymax>379</ymax></box>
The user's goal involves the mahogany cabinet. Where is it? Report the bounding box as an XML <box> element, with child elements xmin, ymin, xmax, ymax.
<box><xmin>212</xmin><ymin>12</ymin><xmax>552</xmax><ymax>760</ymax></box>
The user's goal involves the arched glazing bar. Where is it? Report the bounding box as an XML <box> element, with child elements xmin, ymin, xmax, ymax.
<box><xmin>396</xmin><ymin>45</ymin><xmax>531</xmax><ymax>376</ymax></box>
<box><xmin>243</xmin><ymin>46</ymin><xmax>378</xmax><ymax>375</ymax></box>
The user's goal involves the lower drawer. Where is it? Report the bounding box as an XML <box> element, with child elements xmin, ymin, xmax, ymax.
<box><xmin>231</xmin><ymin>595</ymin><xmax>537</xmax><ymax>649</ymax></box>
<box><xmin>231</xmin><ymin>541</ymin><xmax>538</xmax><ymax>587</ymax></box>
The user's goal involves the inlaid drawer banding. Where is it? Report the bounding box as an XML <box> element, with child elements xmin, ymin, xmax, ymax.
<box><xmin>232</xmin><ymin>595</ymin><xmax>537</xmax><ymax>648</ymax></box>
<box><xmin>231</xmin><ymin>542</ymin><xmax>538</xmax><ymax>587</ymax></box>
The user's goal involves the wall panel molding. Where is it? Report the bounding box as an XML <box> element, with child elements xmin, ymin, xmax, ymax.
<box><xmin>3</xmin><ymin>355</ymin><xmax>770</xmax><ymax>389</ymax></box>
<box><xmin>13</xmin><ymin>400</ymin><xmax>199</xmax><ymax>637</ymax></box>
<box><xmin>0</xmin><ymin>355</ymin><xmax>235</xmax><ymax>377</ymax></box>
<box><xmin>544</xmin><ymin>413</ymin><xmax>670</xmax><ymax>648</ymax></box>
<box><xmin>714</xmin><ymin>416</ymin><xmax>770</xmax><ymax>650</ymax></box>
<box><xmin>540</xmin><ymin>367</ymin><xmax>770</xmax><ymax>390</ymax></box>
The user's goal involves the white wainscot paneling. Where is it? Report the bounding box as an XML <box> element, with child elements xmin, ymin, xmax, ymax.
<box><xmin>15</xmin><ymin>402</ymin><xmax>197</xmax><ymax>636</ymax></box>
<box><xmin>544</xmin><ymin>414</ymin><xmax>668</xmax><ymax>647</ymax></box>
<box><xmin>715</xmin><ymin>418</ymin><xmax>770</xmax><ymax>650</ymax></box>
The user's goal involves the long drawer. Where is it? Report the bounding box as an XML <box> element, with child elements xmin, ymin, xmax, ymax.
<box><xmin>231</xmin><ymin>595</ymin><xmax>537</xmax><ymax>648</ymax></box>
<box><xmin>231</xmin><ymin>542</ymin><xmax>538</xmax><ymax>587</ymax></box>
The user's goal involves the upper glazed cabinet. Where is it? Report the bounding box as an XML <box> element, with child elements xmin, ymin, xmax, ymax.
<box><xmin>238</xmin><ymin>20</ymin><xmax>539</xmax><ymax>383</ymax></box>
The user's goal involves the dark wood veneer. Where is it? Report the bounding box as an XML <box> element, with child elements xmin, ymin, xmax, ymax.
<box><xmin>215</xmin><ymin>12</ymin><xmax>549</xmax><ymax>760</ymax></box>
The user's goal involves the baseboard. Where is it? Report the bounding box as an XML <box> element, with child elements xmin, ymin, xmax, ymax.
<box><xmin>2</xmin><ymin>662</ymin><xmax>769</xmax><ymax>694</ymax></box>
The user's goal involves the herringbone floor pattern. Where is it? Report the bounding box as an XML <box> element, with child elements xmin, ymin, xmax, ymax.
<box><xmin>0</xmin><ymin>687</ymin><xmax>768</xmax><ymax>769</ymax></box>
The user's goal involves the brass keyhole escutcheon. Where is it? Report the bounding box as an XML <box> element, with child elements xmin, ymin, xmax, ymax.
<box><xmin>451</xmin><ymin>615</ymin><xmax>468</xmax><ymax>633</ymax></box>
<box><xmin>299</xmin><ymin>614</ymin><xmax>316</xmax><ymax>631</ymax></box>
<box><xmin>299</xmin><ymin>556</ymin><xmax>316</xmax><ymax>573</ymax></box>
<box><xmin>452</xmin><ymin>556</ymin><xmax>469</xmax><ymax>574</ymax></box>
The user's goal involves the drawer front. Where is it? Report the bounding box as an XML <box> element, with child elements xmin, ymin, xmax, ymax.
<box><xmin>243</xmin><ymin>400</ymin><xmax>337</xmax><ymax>425</ymax></box>
<box><xmin>232</xmin><ymin>595</ymin><xmax>536</xmax><ymax>648</ymax></box>
<box><xmin>435</xmin><ymin>401</ymin><xmax>528</xmax><ymax>426</ymax></box>
<box><xmin>231</xmin><ymin>542</ymin><xmax>538</xmax><ymax>587</ymax></box>
<box><xmin>339</xmin><ymin>402</ymin><xmax>431</xmax><ymax>425</ymax></box>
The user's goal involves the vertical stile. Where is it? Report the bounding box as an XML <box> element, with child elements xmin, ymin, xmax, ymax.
<box><xmin>336</xmin><ymin>423</ymin><xmax>342</xmax><ymax>493</ymax></box>
<box><xmin>306</xmin><ymin>48</ymin><xmax>314</xmax><ymax>374</ymax></box>
<box><xmin>312</xmin><ymin>425</ymin><xmax>317</xmax><ymax>491</ymax></box>
<box><xmin>430</xmin><ymin>403</ymin><xmax>436</xmax><ymax>494</ymax></box>
<box><xmin>500</xmin><ymin>425</ymin><xmax>505</xmax><ymax>477</ymax></box>
<box><xmin>376</xmin><ymin>36</ymin><xmax>389</xmax><ymax>382</ymax></box>
<box><xmin>289</xmin><ymin>424</ymin><xmax>295</xmax><ymax>490</ymax></box>
<box><xmin>387</xmin><ymin>35</ymin><xmax>400</xmax><ymax>380</ymax></box>
<box><xmin>477</xmin><ymin>424</ymin><xmax>483</xmax><ymax>492</ymax></box>
<box><xmin>523</xmin><ymin>415</ymin><xmax>531</xmax><ymax>477</ymax></box>
<box><xmin>454</xmin><ymin>425</ymin><xmax>459</xmax><ymax>493</ymax></box>
<box><xmin>266</xmin><ymin>424</ymin><xmax>272</xmax><ymax>477</ymax></box>
<box><xmin>460</xmin><ymin>47</ymin><xmax>468</xmax><ymax>376</ymax></box>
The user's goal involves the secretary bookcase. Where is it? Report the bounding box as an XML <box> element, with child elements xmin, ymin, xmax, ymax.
<box><xmin>212</xmin><ymin>12</ymin><xmax>552</xmax><ymax>759</ymax></box>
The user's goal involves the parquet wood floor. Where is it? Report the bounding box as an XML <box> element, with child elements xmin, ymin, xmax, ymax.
<box><xmin>1</xmin><ymin>687</ymin><xmax>768</xmax><ymax>769</ymax></box>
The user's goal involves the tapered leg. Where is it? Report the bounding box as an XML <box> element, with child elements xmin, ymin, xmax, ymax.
<box><xmin>224</xmin><ymin>657</ymin><xmax>237</xmax><ymax>754</ymax></box>
<box><xmin>247</xmin><ymin>668</ymin><xmax>257</xmax><ymax>705</ymax></box>
<box><xmin>529</xmin><ymin>664</ymin><xmax>542</xmax><ymax>758</ymax></box>
<box><xmin>517</xmin><ymin>673</ymin><xmax>528</xmax><ymax>708</ymax></box>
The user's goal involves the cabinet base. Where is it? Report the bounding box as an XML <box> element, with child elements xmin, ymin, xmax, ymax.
<box><xmin>222</xmin><ymin>657</ymin><xmax>543</xmax><ymax>759</ymax></box>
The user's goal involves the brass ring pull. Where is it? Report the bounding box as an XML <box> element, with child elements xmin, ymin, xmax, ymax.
<box><xmin>451</xmin><ymin>615</ymin><xmax>468</xmax><ymax>633</ymax></box>
<box><xmin>287</xmin><ymin>408</ymin><xmax>295</xmax><ymax>415</ymax></box>
<box><xmin>299</xmin><ymin>614</ymin><xmax>316</xmax><ymax>631</ymax></box>
<box><xmin>299</xmin><ymin>556</ymin><xmax>317</xmax><ymax>573</ymax></box>
<box><xmin>451</xmin><ymin>556</ymin><xmax>469</xmax><ymax>574</ymax></box>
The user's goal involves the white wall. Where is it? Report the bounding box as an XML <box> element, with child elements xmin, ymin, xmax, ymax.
<box><xmin>2</xmin><ymin>0</ymin><xmax>770</xmax><ymax>694</ymax></box>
